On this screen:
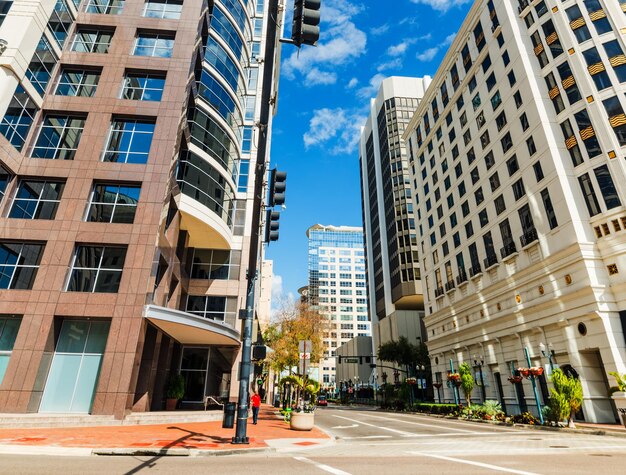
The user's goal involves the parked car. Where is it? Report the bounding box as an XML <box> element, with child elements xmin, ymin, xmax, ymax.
<box><xmin>317</xmin><ymin>395</ymin><xmax>328</xmax><ymax>407</ymax></box>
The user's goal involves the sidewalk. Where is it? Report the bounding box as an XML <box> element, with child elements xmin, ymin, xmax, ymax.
<box><xmin>0</xmin><ymin>405</ymin><xmax>331</xmax><ymax>456</ymax></box>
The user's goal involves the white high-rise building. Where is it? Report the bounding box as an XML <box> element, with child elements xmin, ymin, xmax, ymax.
<box><xmin>404</xmin><ymin>0</ymin><xmax>626</xmax><ymax>423</ymax></box>
<box><xmin>306</xmin><ymin>224</ymin><xmax>369</xmax><ymax>392</ymax></box>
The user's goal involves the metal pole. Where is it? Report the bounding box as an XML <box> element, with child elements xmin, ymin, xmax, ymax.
<box><xmin>525</xmin><ymin>347</ymin><xmax>544</xmax><ymax>425</ymax></box>
<box><xmin>232</xmin><ymin>0</ymin><xmax>280</xmax><ymax>444</ymax></box>
<box><xmin>450</xmin><ymin>359</ymin><xmax>459</xmax><ymax>405</ymax></box>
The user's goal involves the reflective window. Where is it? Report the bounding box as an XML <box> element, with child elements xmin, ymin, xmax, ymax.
<box><xmin>594</xmin><ymin>164</ymin><xmax>622</xmax><ymax>210</ymax></box>
<box><xmin>0</xmin><ymin>86</ymin><xmax>38</xmax><ymax>152</ymax></box>
<box><xmin>26</xmin><ymin>36</ymin><xmax>59</xmax><ymax>96</ymax></box>
<box><xmin>197</xmin><ymin>70</ymin><xmax>242</xmax><ymax>127</ymax></box>
<box><xmin>0</xmin><ymin>316</ymin><xmax>20</xmax><ymax>385</ymax></box>
<box><xmin>72</xmin><ymin>28</ymin><xmax>114</xmax><ymax>53</ymax></box>
<box><xmin>56</xmin><ymin>68</ymin><xmax>100</xmax><ymax>97</ymax></box>
<box><xmin>211</xmin><ymin>6</ymin><xmax>244</xmax><ymax>59</ymax></box>
<box><xmin>9</xmin><ymin>180</ymin><xmax>65</xmax><ymax>220</ymax></box>
<box><xmin>582</xmin><ymin>47</ymin><xmax>611</xmax><ymax>90</ymax></box>
<box><xmin>0</xmin><ymin>167</ymin><xmax>11</xmax><ymax>202</ymax></box>
<box><xmin>578</xmin><ymin>173</ymin><xmax>601</xmax><ymax>216</ymax></box>
<box><xmin>47</xmin><ymin>0</ymin><xmax>74</xmax><ymax>47</ymax></box>
<box><xmin>103</xmin><ymin>119</ymin><xmax>155</xmax><ymax>164</ymax></box>
<box><xmin>187</xmin><ymin>106</ymin><xmax>238</xmax><ymax>174</ymax></box>
<box><xmin>204</xmin><ymin>38</ymin><xmax>240</xmax><ymax>92</ymax></box>
<box><xmin>186</xmin><ymin>295</ymin><xmax>237</xmax><ymax>322</ymax></box>
<box><xmin>32</xmin><ymin>115</ymin><xmax>86</xmax><ymax>160</ymax></box>
<box><xmin>121</xmin><ymin>72</ymin><xmax>165</xmax><ymax>101</ymax></box>
<box><xmin>143</xmin><ymin>0</ymin><xmax>182</xmax><ymax>19</ymax></box>
<box><xmin>87</xmin><ymin>183</ymin><xmax>140</xmax><ymax>223</ymax></box>
<box><xmin>0</xmin><ymin>1</ymin><xmax>12</xmax><ymax>27</ymax></box>
<box><xmin>67</xmin><ymin>246</ymin><xmax>127</xmax><ymax>293</ymax></box>
<box><xmin>85</xmin><ymin>0</ymin><xmax>124</xmax><ymax>14</ymax></box>
<box><xmin>0</xmin><ymin>242</ymin><xmax>45</xmax><ymax>289</ymax></box>
<box><xmin>133</xmin><ymin>31</ymin><xmax>175</xmax><ymax>57</ymax></box>
<box><xmin>189</xmin><ymin>249</ymin><xmax>241</xmax><ymax>280</ymax></box>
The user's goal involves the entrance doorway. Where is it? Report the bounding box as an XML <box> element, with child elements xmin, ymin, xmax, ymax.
<box><xmin>180</xmin><ymin>347</ymin><xmax>209</xmax><ymax>405</ymax></box>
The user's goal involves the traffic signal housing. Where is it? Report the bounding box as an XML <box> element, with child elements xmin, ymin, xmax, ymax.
<box><xmin>292</xmin><ymin>0</ymin><xmax>321</xmax><ymax>47</ymax></box>
<box><xmin>269</xmin><ymin>169</ymin><xmax>286</xmax><ymax>207</ymax></box>
<box><xmin>264</xmin><ymin>210</ymin><xmax>280</xmax><ymax>243</ymax></box>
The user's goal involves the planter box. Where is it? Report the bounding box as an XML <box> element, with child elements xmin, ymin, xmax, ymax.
<box><xmin>612</xmin><ymin>392</ymin><xmax>626</xmax><ymax>428</ymax></box>
<box><xmin>290</xmin><ymin>412</ymin><xmax>315</xmax><ymax>431</ymax></box>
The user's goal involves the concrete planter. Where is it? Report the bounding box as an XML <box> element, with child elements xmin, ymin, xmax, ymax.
<box><xmin>611</xmin><ymin>392</ymin><xmax>626</xmax><ymax>427</ymax></box>
<box><xmin>290</xmin><ymin>412</ymin><xmax>315</xmax><ymax>431</ymax></box>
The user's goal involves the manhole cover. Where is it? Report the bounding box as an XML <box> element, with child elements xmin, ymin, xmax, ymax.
<box><xmin>549</xmin><ymin>445</ymin><xmax>569</xmax><ymax>449</ymax></box>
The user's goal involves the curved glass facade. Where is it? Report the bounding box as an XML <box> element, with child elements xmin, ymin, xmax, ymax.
<box><xmin>177</xmin><ymin>150</ymin><xmax>236</xmax><ymax>227</ymax></box>
<box><xmin>197</xmin><ymin>69</ymin><xmax>243</xmax><ymax>131</ymax></box>
<box><xmin>188</xmin><ymin>105</ymin><xmax>239</xmax><ymax>177</ymax></box>
<box><xmin>211</xmin><ymin>6</ymin><xmax>245</xmax><ymax>60</ymax></box>
<box><xmin>204</xmin><ymin>38</ymin><xmax>242</xmax><ymax>93</ymax></box>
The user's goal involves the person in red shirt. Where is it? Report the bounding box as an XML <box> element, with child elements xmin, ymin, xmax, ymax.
<box><xmin>251</xmin><ymin>391</ymin><xmax>261</xmax><ymax>425</ymax></box>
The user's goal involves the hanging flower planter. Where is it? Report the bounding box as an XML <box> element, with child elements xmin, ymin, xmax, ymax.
<box><xmin>508</xmin><ymin>375</ymin><xmax>523</xmax><ymax>384</ymax></box>
<box><xmin>529</xmin><ymin>366</ymin><xmax>544</xmax><ymax>377</ymax></box>
<box><xmin>406</xmin><ymin>377</ymin><xmax>417</xmax><ymax>385</ymax></box>
<box><xmin>517</xmin><ymin>367</ymin><xmax>531</xmax><ymax>378</ymax></box>
<box><xmin>447</xmin><ymin>373</ymin><xmax>461</xmax><ymax>383</ymax></box>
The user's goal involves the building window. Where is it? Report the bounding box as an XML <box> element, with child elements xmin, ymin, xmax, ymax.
<box><xmin>527</xmin><ymin>136</ymin><xmax>537</xmax><ymax>156</ymax></box>
<box><xmin>514</xmin><ymin>91</ymin><xmax>523</xmax><ymax>108</ymax></box>
<box><xmin>121</xmin><ymin>72</ymin><xmax>166</xmax><ymax>101</ymax></box>
<box><xmin>10</xmin><ymin>180</ymin><xmax>65</xmax><ymax>220</ymax></box>
<box><xmin>494</xmin><ymin>194</ymin><xmax>506</xmax><ymax>215</ymax></box>
<box><xmin>506</xmin><ymin>155</ymin><xmax>519</xmax><ymax>176</ymax></box>
<box><xmin>583</xmin><ymin>0</ymin><xmax>611</xmax><ymax>35</ymax></box>
<box><xmin>56</xmin><ymin>68</ymin><xmax>100</xmax><ymax>97</ymax></box>
<box><xmin>0</xmin><ymin>86</ymin><xmax>39</xmax><ymax>152</ymax></box>
<box><xmin>565</xmin><ymin>5</ymin><xmax>591</xmax><ymax>44</ymax></box>
<box><xmin>0</xmin><ymin>316</ymin><xmax>21</xmax><ymax>385</ymax></box>
<box><xmin>0</xmin><ymin>168</ymin><xmax>11</xmax><ymax>202</ymax></box>
<box><xmin>26</xmin><ymin>36</ymin><xmax>59</xmax><ymax>96</ymax></box>
<box><xmin>186</xmin><ymin>295</ymin><xmax>237</xmax><ymax>322</ymax></box>
<box><xmin>512</xmin><ymin>178</ymin><xmax>525</xmax><ymax>201</ymax></box>
<box><xmin>0</xmin><ymin>1</ymin><xmax>12</xmax><ymax>27</ymax></box>
<box><xmin>582</xmin><ymin>47</ymin><xmax>611</xmax><ymax>91</ymax></box>
<box><xmin>479</xmin><ymin>209</ymin><xmax>489</xmax><ymax>227</ymax></box>
<box><xmin>602</xmin><ymin>96</ymin><xmax>626</xmax><ymax>146</ymax></box>
<box><xmin>47</xmin><ymin>0</ymin><xmax>73</xmax><ymax>47</ymax></box>
<box><xmin>489</xmin><ymin>172</ymin><xmax>500</xmax><ymax>192</ymax></box>
<box><xmin>541</xmin><ymin>188</ymin><xmax>558</xmax><ymax>229</ymax></box>
<box><xmin>480</xmin><ymin>130</ymin><xmax>490</xmax><ymax>149</ymax></box>
<box><xmin>520</xmin><ymin>113</ymin><xmax>529</xmax><ymax>131</ymax></box>
<box><xmin>491</xmin><ymin>90</ymin><xmax>502</xmax><ymax>110</ymax></box>
<box><xmin>143</xmin><ymin>0</ymin><xmax>182</xmax><ymax>19</ymax></box>
<box><xmin>533</xmin><ymin>161</ymin><xmax>544</xmax><ymax>182</ymax></box>
<box><xmin>602</xmin><ymin>40</ymin><xmax>626</xmax><ymax>83</ymax></box>
<box><xmin>501</xmin><ymin>132</ymin><xmax>513</xmax><ymax>153</ymax></box>
<box><xmin>574</xmin><ymin>109</ymin><xmax>602</xmax><ymax>158</ymax></box>
<box><xmin>87</xmin><ymin>183</ymin><xmax>140</xmax><ymax>223</ymax></box>
<box><xmin>67</xmin><ymin>245</ymin><xmax>127</xmax><ymax>293</ymax></box>
<box><xmin>133</xmin><ymin>31</ymin><xmax>175</xmax><ymax>57</ymax></box>
<box><xmin>508</xmin><ymin>70</ymin><xmax>516</xmax><ymax>87</ymax></box>
<box><xmin>189</xmin><ymin>249</ymin><xmax>241</xmax><ymax>280</ymax></box>
<box><xmin>32</xmin><ymin>115</ymin><xmax>86</xmax><ymax>160</ymax></box>
<box><xmin>103</xmin><ymin>119</ymin><xmax>155</xmax><ymax>164</ymax></box>
<box><xmin>495</xmin><ymin>112</ymin><xmax>507</xmax><ymax>131</ymax></box>
<box><xmin>72</xmin><ymin>28</ymin><xmax>114</xmax><ymax>53</ymax></box>
<box><xmin>593</xmin><ymin>164</ymin><xmax>622</xmax><ymax>210</ymax></box>
<box><xmin>475</xmin><ymin>187</ymin><xmax>484</xmax><ymax>206</ymax></box>
<box><xmin>578</xmin><ymin>173</ymin><xmax>601</xmax><ymax>217</ymax></box>
<box><xmin>85</xmin><ymin>0</ymin><xmax>124</xmax><ymax>14</ymax></box>
<box><xmin>0</xmin><ymin>241</ymin><xmax>45</xmax><ymax>289</ymax></box>
<box><xmin>556</xmin><ymin>61</ymin><xmax>581</xmax><ymax>105</ymax></box>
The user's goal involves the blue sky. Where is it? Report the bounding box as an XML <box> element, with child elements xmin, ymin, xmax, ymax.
<box><xmin>266</xmin><ymin>0</ymin><xmax>473</xmax><ymax>307</ymax></box>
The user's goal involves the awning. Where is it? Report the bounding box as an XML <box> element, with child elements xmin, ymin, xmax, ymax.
<box><xmin>144</xmin><ymin>305</ymin><xmax>241</xmax><ymax>346</ymax></box>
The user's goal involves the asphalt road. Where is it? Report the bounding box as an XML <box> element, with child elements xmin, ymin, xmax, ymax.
<box><xmin>2</xmin><ymin>405</ymin><xmax>626</xmax><ymax>474</ymax></box>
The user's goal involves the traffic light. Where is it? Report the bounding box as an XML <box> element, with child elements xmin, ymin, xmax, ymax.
<box><xmin>269</xmin><ymin>169</ymin><xmax>286</xmax><ymax>207</ymax></box>
<box><xmin>264</xmin><ymin>210</ymin><xmax>280</xmax><ymax>243</ymax></box>
<box><xmin>292</xmin><ymin>0</ymin><xmax>321</xmax><ymax>47</ymax></box>
<box><xmin>252</xmin><ymin>345</ymin><xmax>267</xmax><ymax>360</ymax></box>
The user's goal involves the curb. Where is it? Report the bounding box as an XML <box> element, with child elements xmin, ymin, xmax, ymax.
<box><xmin>92</xmin><ymin>446</ymin><xmax>277</xmax><ymax>457</ymax></box>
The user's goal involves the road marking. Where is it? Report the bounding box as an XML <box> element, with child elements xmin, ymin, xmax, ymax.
<box><xmin>410</xmin><ymin>452</ymin><xmax>542</xmax><ymax>475</ymax></box>
<box><xmin>341</xmin><ymin>435</ymin><xmax>393</xmax><ymax>440</ymax></box>
<box><xmin>331</xmin><ymin>415</ymin><xmax>416</xmax><ymax>437</ymax></box>
<box><xmin>293</xmin><ymin>456</ymin><xmax>352</xmax><ymax>475</ymax></box>
<box><xmin>354</xmin><ymin>412</ymin><xmax>478</xmax><ymax>433</ymax></box>
<box><xmin>407</xmin><ymin>413</ymin><xmax>521</xmax><ymax>432</ymax></box>
<box><xmin>331</xmin><ymin>424</ymin><xmax>359</xmax><ymax>429</ymax></box>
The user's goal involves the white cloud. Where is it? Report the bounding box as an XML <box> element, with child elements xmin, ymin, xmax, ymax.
<box><xmin>416</xmin><ymin>47</ymin><xmax>439</xmax><ymax>62</ymax></box>
<box><xmin>377</xmin><ymin>58</ymin><xmax>403</xmax><ymax>72</ymax></box>
<box><xmin>387</xmin><ymin>41</ymin><xmax>412</xmax><ymax>57</ymax></box>
<box><xmin>282</xmin><ymin>0</ymin><xmax>367</xmax><ymax>83</ymax></box>
<box><xmin>409</xmin><ymin>0</ymin><xmax>472</xmax><ymax>12</ymax></box>
<box><xmin>347</xmin><ymin>77</ymin><xmax>359</xmax><ymax>89</ymax></box>
<box><xmin>305</xmin><ymin>68</ymin><xmax>337</xmax><ymax>86</ymax></box>
<box><xmin>356</xmin><ymin>73</ymin><xmax>386</xmax><ymax>99</ymax></box>
<box><xmin>370</xmin><ymin>23</ymin><xmax>390</xmax><ymax>36</ymax></box>
<box><xmin>303</xmin><ymin>107</ymin><xmax>367</xmax><ymax>155</ymax></box>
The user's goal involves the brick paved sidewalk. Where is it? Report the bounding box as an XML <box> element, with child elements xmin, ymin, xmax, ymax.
<box><xmin>0</xmin><ymin>405</ymin><xmax>328</xmax><ymax>451</ymax></box>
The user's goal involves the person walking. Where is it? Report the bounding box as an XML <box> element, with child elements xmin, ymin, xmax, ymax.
<box><xmin>251</xmin><ymin>390</ymin><xmax>261</xmax><ymax>425</ymax></box>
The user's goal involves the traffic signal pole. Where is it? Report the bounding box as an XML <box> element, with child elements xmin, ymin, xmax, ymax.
<box><xmin>232</xmin><ymin>0</ymin><xmax>281</xmax><ymax>444</ymax></box>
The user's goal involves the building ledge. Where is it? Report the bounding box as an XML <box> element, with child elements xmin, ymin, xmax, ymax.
<box><xmin>144</xmin><ymin>305</ymin><xmax>241</xmax><ymax>346</ymax></box>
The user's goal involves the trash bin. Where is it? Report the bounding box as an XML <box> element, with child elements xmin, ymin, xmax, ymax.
<box><xmin>222</xmin><ymin>402</ymin><xmax>236</xmax><ymax>428</ymax></box>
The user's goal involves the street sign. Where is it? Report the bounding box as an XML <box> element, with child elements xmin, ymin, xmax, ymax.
<box><xmin>342</xmin><ymin>357</ymin><xmax>359</xmax><ymax>364</ymax></box>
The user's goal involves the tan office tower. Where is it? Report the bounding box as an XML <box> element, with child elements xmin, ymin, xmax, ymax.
<box><xmin>358</xmin><ymin>77</ymin><xmax>430</xmax><ymax>370</ymax></box>
<box><xmin>0</xmin><ymin>0</ymin><xmax>279</xmax><ymax>418</ymax></box>
<box><xmin>404</xmin><ymin>0</ymin><xmax>626</xmax><ymax>422</ymax></box>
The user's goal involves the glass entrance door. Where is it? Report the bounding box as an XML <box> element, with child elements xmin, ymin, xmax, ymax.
<box><xmin>39</xmin><ymin>320</ymin><xmax>110</xmax><ymax>413</ymax></box>
<box><xmin>180</xmin><ymin>347</ymin><xmax>209</xmax><ymax>403</ymax></box>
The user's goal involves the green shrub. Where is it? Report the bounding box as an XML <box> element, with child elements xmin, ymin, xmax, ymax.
<box><xmin>609</xmin><ymin>372</ymin><xmax>626</xmax><ymax>392</ymax></box>
<box><xmin>510</xmin><ymin>412</ymin><xmax>539</xmax><ymax>425</ymax></box>
<box><xmin>413</xmin><ymin>403</ymin><xmax>459</xmax><ymax>415</ymax></box>
<box><xmin>165</xmin><ymin>373</ymin><xmax>185</xmax><ymax>400</ymax></box>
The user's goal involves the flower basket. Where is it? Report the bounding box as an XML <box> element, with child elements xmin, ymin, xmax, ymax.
<box><xmin>406</xmin><ymin>377</ymin><xmax>417</xmax><ymax>385</ymax></box>
<box><xmin>508</xmin><ymin>375</ymin><xmax>523</xmax><ymax>384</ymax></box>
<box><xmin>447</xmin><ymin>373</ymin><xmax>461</xmax><ymax>383</ymax></box>
<box><xmin>529</xmin><ymin>366</ymin><xmax>544</xmax><ymax>377</ymax></box>
<box><xmin>517</xmin><ymin>367</ymin><xmax>531</xmax><ymax>378</ymax></box>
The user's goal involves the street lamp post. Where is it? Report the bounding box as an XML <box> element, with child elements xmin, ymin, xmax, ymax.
<box><xmin>539</xmin><ymin>342</ymin><xmax>556</xmax><ymax>372</ymax></box>
<box><xmin>473</xmin><ymin>355</ymin><xmax>486</xmax><ymax>402</ymax></box>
